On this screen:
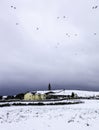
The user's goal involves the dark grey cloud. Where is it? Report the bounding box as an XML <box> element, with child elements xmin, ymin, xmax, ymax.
<box><xmin>0</xmin><ymin>0</ymin><xmax>99</xmax><ymax>95</ymax></box>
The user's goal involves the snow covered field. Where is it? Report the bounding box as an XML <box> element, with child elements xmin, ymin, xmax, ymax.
<box><xmin>0</xmin><ymin>100</ymin><xmax>99</xmax><ymax>130</ymax></box>
<box><xmin>30</xmin><ymin>89</ymin><xmax>99</xmax><ymax>98</ymax></box>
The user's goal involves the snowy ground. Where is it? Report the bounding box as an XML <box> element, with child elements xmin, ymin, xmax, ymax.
<box><xmin>0</xmin><ymin>100</ymin><xmax>99</xmax><ymax>130</ymax></box>
<box><xmin>37</xmin><ymin>89</ymin><xmax>99</xmax><ymax>97</ymax></box>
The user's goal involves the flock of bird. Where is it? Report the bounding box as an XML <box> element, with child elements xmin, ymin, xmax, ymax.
<box><xmin>10</xmin><ymin>3</ymin><xmax>98</xmax><ymax>53</ymax></box>
<box><xmin>11</xmin><ymin>5</ymin><xmax>16</xmax><ymax>9</ymax></box>
<box><xmin>92</xmin><ymin>5</ymin><xmax>98</xmax><ymax>9</ymax></box>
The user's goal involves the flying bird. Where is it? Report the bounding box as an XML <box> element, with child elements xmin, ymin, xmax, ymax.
<box><xmin>55</xmin><ymin>42</ymin><xmax>60</xmax><ymax>49</ymax></box>
<box><xmin>92</xmin><ymin>5</ymin><xmax>98</xmax><ymax>9</ymax></box>
<box><xmin>95</xmin><ymin>6</ymin><xmax>98</xmax><ymax>9</ymax></box>
<box><xmin>92</xmin><ymin>6</ymin><xmax>95</xmax><ymax>9</ymax></box>
<box><xmin>74</xmin><ymin>52</ymin><xmax>78</xmax><ymax>56</ymax></box>
<box><xmin>57</xmin><ymin>17</ymin><xmax>60</xmax><ymax>19</ymax></box>
<box><xmin>36</xmin><ymin>27</ymin><xmax>39</xmax><ymax>30</ymax></box>
<box><xmin>57</xmin><ymin>42</ymin><xmax>60</xmax><ymax>45</ymax></box>
<box><xmin>75</xmin><ymin>34</ymin><xmax>78</xmax><ymax>36</ymax></box>
<box><xmin>66</xmin><ymin>33</ymin><xmax>70</xmax><ymax>37</ymax></box>
<box><xmin>16</xmin><ymin>23</ymin><xmax>19</xmax><ymax>25</ymax></box>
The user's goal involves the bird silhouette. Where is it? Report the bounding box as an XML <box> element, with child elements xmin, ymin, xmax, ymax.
<box><xmin>66</xmin><ymin>33</ymin><xmax>70</xmax><ymax>37</ymax></box>
<box><xmin>16</xmin><ymin>23</ymin><xmax>19</xmax><ymax>25</ymax></box>
<box><xmin>92</xmin><ymin>5</ymin><xmax>98</xmax><ymax>9</ymax></box>
<box><xmin>94</xmin><ymin>33</ymin><xmax>96</xmax><ymax>35</ymax></box>
<box><xmin>57</xmin><ymin>42</ymin><xmax>60</xmax><ymax>45</ymax></box>
<box><xmin>36</xmin><ymin>27</ymin><xmax>39</xmax><ymax>30</ymax></box>
<box><xmin>75</xmin><ymin>34</ymin><xmax>77</xmax><ymax>36</ymax></box>
<box><xmin>92</xmin><ymin>6</ymin><xmax>95</xmax><ymax>9</ymax></box>
<box><xmin>95</xmin><ymin>6</ymin><xmax>98</xmax><ymax>9</ymax></box>
<box><xmin>75</xmin><ymin>53</ymin><xmax>78</xmax><ymax>56</ymax></box>
<box><xmin>57</xmin><ymin>17</ymin><xmax>60</xmax><ymax>19</ymax></box>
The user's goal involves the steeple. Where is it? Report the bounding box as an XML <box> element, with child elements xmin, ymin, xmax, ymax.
<box><xmin>48</xmin><ymin>83</ymin><xmax>51</xmax><ymax>91</ymax></box>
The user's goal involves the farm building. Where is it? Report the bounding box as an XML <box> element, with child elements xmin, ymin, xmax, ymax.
<box><xmin>24</xmin><ymin>92</ymin><xmax>46</xmax><ymax>101</ymax></box>
<box><xmin>24</xmin><ymin>90</ymin><xmax>77</xmax><ymax>101</ymax></box>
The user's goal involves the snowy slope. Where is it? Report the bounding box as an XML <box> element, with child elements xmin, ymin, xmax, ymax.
<box><xmin>35</xmin><ymin>89</ymin><xmax>99</xmax><ymax>97</ymax></box>
<box><xmin>0</xmin><ymin>100</ymin><xmax>99</xmax><ymax>130</ymax></box>
<box><xmin>53</xmin><ymin>90</ymin><xmax>99</xmax><ymax>97</ymax></box>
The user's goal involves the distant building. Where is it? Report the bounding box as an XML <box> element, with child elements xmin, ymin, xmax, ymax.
<box><xmin>24</xmin><ymin>89</ymin><xmax>72</xmax><ymax>101</ymax></box>
<box><xmin>24</xmin><ymin>92</ymin><xmax>46</xmax><ymax>101</ymax></box>
<box><xmin>24</xmin><ymin>93</ymin><xmax>33</xmax><ymax>100</ymax></box>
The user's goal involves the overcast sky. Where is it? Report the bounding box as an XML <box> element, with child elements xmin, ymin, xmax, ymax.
<box><xmin>0</xmin><ymin>0</ymin><xmax>99</xmax><ymax>95</ymax></box>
